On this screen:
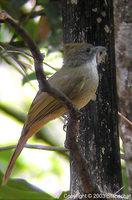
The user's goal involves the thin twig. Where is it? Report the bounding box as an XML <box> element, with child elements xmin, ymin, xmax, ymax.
<box><xmin>0</xmin><ymin>144</ymin><xmax>68</xmax><ymax>153</ymax></box>
<box><xmin>23</xmin><ymin>0</ymin><xmax>37</xmax><ymax>22</ymax></box>
<box><xmin>20</xmin><ymin>9</ymin><xmax>46</xmax><ymax>21</ymax></box>
<box><xmin>0</xmin><ymin>43</ymin><xmax>37</xmax><ymax>91</ymax></box>
<box><xmin>0</xmin><ymin>41</ymin><xmax>58</xmax><ymax>71</ymax></box>
<box><xmin>118</xmin><ymin>111</ymin><xmax>132</xmax><ymax>126</ymax></box>
<box><xmin>114</xmin><ymin>185</ymin><xmax>125</xmax><ymax>195</ymax></box>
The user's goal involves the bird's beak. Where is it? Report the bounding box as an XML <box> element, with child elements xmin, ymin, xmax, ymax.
<box><xmin>95</xmin><ymin>46</ymin><xmax>107</xmax><ymax>64</ymax></box>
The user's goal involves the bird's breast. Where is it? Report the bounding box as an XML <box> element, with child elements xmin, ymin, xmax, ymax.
<box><xmin>74</xmin><ymin>62</ymin><xmax>99</xmax><ymax>109</ymax></box>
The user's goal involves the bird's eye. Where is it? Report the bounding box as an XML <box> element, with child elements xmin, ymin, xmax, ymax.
<box><xmin>99</xmin><ymin>51</ymin><xmax>103</xmax><ymax>56</ymax></box>
<box><xmin>86</xmin><ymin>48</ymin><xmax>90</xmax><ymax>53</ymax></box>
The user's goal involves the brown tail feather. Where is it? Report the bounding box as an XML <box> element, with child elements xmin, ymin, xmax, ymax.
<box><xmin>2</xmin><ymin>132</ymin><xmax>29</xmax><ymax>185</ymax></box>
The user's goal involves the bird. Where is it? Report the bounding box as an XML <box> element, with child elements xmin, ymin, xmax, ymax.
<box><xmin>2</xmin><ymin>43</ymin><xmax>106</xmax><ymax>185</ymax></box>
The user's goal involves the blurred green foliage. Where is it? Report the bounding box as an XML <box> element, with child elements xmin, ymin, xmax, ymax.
<box><xmin>0</xmin><ymin>171</ymin><xmax>56</xmax><ymax>200</ymax></box>
<box><xmin>0</xmin><ymin>0</ymin><xmax>68</xmax><ymax>198</ymax></box>
<box><xmin>0</xmin><ymin>0</ymin><xmax>62</xmax><ymax>77</ymax></box>
<box><xmin>0</xmin><ymin>0</ymin><xmax>62</xmax><ymax>46</ymax></box>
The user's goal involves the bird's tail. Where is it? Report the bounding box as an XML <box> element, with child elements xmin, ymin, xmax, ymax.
<box><xmin>2</xmin><ymin>130</ymin><xmax>29</xmax><ymax>185</ymax></box>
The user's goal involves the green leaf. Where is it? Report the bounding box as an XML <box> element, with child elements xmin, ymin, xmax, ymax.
<box><xmin>22</xmin><ymin>19</ymin><xmax>38</xmax><ymax>41</ymax></box>
<box><xmin>22</xmin><ymin>72</ymin><xmax>53</xmax><ymax>85</ymax></box>
<box><xmin>59</xmin><ymin>191</ymin><xmax>69</xmax><ymax>200</ymax></box>
<box><xmin>122</xmin><ymin>167</ymin><xmax>129</xmax><ymax>195</ymax></box>
<box><xmin>0</xmin><ymin>0</ymin><xmax>28</xmax><ymax>18</ymax></box>
<box><xmin>0</xmin><ymin>171</ymin><xmax>56</xmax><ymax>200</ymax></box>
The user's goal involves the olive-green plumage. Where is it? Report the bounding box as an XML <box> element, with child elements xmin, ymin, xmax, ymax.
<box><xmin>3</xmin><ymin>43</ymin><xmax>106</xmax><ymax>185</ymax></box>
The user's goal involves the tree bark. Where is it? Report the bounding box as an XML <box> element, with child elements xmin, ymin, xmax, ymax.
<box><xmin>62</xmin><ymin>0</ymin><xmax>122</xmax><ymax>196</ymax></box>
<box><xmin>114</xmin><ymin>0</ymin><xmax>132</xmax><ymax>195</ymax></box>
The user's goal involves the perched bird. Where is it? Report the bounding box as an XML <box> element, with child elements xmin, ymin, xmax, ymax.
<box><xmin>2</xmin><ymin>43</ymin><xmax>106</xmax><ymax>184</ymax></box>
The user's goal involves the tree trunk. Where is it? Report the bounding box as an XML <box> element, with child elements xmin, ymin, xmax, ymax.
<box><xmin>62</xmin><ymin>0</ymin><xmax>122</xmax><ymax>196</ymax></box>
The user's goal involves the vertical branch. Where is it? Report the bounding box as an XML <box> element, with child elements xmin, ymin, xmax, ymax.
<box><xmin>66</xmin><ymin>116</ymin><xmax>95</xmax><ymax>195</ymax></box>
<box><xmin>62</xmin><ymin>0</ymin><xmax>122</xmax><ymax>195</ymax></box>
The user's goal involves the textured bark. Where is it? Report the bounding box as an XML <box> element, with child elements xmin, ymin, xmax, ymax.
<box><xmin>114</xmin><ymin>0</ymin><xmax>132</xmax><ymax>195</ymax></box>
<box><xmin>62</xmin><ymin>0</ymin><xmax>122</xmax><ymax>197</ymax></box>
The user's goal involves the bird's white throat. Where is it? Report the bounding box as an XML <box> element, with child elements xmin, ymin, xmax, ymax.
<box><xmin>85</xmin><ymin>55</ymin><xmax>97</xmax><ymax>70</ymax></box>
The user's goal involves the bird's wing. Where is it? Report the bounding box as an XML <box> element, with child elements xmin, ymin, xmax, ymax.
<box><xmin>24</xmin><ymin>69</ymin><xmax>85</xmax><ymax>130</ymax></box>
<box><xmin>2</xmin><ymin>69</ymin><xmax>85</xmax><ymax>185</ymax></box>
